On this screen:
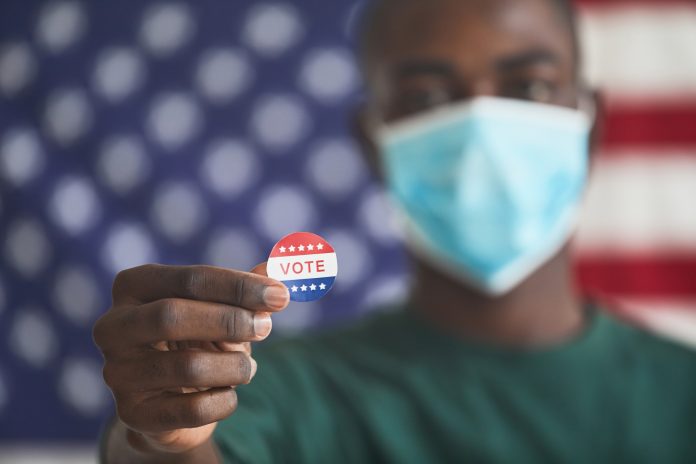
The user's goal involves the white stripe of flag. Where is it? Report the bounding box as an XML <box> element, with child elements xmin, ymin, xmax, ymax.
<box><xmin>579</xmin><ymin>5</ymin><xmax>696</xmax><ymax>103</ymax></box>
<box><xmin>576</xmin><ymin>153</ymin><xmax>696</xmax><ymax>254</ymax></box>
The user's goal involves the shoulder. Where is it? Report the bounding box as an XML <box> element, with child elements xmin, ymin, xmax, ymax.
<box><xmin>597</xmin><ymin>306</ymin><xmax>696</xmax><ymax>368</ymax></box>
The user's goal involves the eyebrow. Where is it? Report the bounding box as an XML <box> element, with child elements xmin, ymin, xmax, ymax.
<box><xmin>393</xmin><ymin>60</ymin><xmax>458</xmax><ymax>80</ymax></box>
<box><xmin>494</xmin><ymin>49</ymin><xmax>560</xmax><ymax>71</ymax></box>
<box><xmin>391</xmin><ymin>49</ymin><xmax>560</xmax><ymax>80</ymax></box>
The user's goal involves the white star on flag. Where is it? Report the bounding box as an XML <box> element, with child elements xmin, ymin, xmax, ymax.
<box><xmin>300</xmin><ymin>284</ymin><xmax>308</xmax><ymax>291</ymax></box>
<box><xmin>307</xmin><ymin>244</ymin><xmax>314</xmax><ymax>251</ymax></box>
<box><xmin>289</xmin><ymin>245</ymin><xmax>296</xmax><ymax>252</ymax></box>
<box><xmin>309</xmin><ymin>284</ymin><xmax>316</xmax><ymax>291</ymax></box>
<box><xmin>291</xmin><ymin>285</ymin><xmax>298</xmax><ymax>292</ymax></box>
<box><xmin>319</xmin><ymin>283</ymin><xmax>326</xmax><ymax>290</ymax></box>
<box><xmin>298</xmin><ymin>245</ymin><xmax>305</xmax><ymax>251</ymax></box>
<box><xmin>317</xmin><ymin>243</ymin><xmax>324</xmax><ymax>250</ymax></box>
<box><xmin>279</xmin><ymin>246</ymin><xmax>286</xmax><ymax>253</ymax></box>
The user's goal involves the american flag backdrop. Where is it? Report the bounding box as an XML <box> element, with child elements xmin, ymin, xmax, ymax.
<box><xmin>574</xmin><ymin>0</ymin><xmax>696</xmax><ymax>341</ymax></box>
<box><xmin>0</xmin><ymin>0</ymin><xmax>694</xmax><ymax>459</ymax></box>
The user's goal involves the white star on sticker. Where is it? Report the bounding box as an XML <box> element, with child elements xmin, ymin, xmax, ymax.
<box><xmin>298</xmin><ymin>245</ymin><xmax>305</xmax><ymax>251</ymax></box>
<box><xmin>319</xmin><ymin>283</ymin><xmax>326</xmax><ymax>290</ymax></box>
<box><xmin>307</xmin><ymin>244</ymin><xmax>314</xmax><ymax>251</ymax></box>
<box><xmin>309</xmin><ymin>284</ymin><xmax>317</xmax><ymax>291</ymax></box>
<box><xmin>289</xmin><ymin>245</ymin><xmax>296</xmax><ymax>252</ymax></box>
<box><xmin>291</xmin><ymin>285</ymin><xmax>298</xmax><ymax>292</ymax></box>
<box><xmin>279</xmin><ymin>246</ymin><xmax>286</xmax><ymax>253</ymax></box>
<box><xmin>316</xmin><ymin>243</ymin><xmax>324</xmax><ymax>250</ymax></box>
<box><xmin>300</xmin><ymin>285</ymin><xmax>308</xmax><ymax>291</ymax></box>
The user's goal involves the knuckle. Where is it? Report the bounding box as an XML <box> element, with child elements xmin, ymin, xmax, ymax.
<box><xmin>180</xmin><ymin>395</ymin><xmax>209</xmax><ymax>427</ymax></box>
<box><xmin>115</xmin><ymin>398</ymin><xmax>139</xmax><ymax>429</ymax></box>
<box><xmin>102</xmin><ymin>363</ymin><xmax>119</xmax><ymax>390</ymax></box>
<box><xmin>92</xmin><ymin>314</ymin><xmax>110</xmax><ymax>349</ymax></box>
<box><xmin>93</xmin><ymin>308</ymin><xmax>136</xmax><ymax>355</ymax></box>
<box><xmin>154</xmin><ymin>299</ymin><xmax>182</xmax><ymax>338</ymax></box>
<box><xmin>179</xmin><ymin>267</ymin><xmax>206</xmax><ymax>299</ymax></box>
<box><xmin>223</xmin><ymin>309</ymin><xmax>255</xmax><ymax>341</ymax></box>
<box><xmin>113</xmin><ymin>266</ymin><xmax>141</xmax><ymax>295</ymax></box>
<box><xmin>234</xmin><ymin>275</ymin><xmax>247</xmax><ymax>307</ymax></box>
<box><xmin>112</xmin><ymin>264</ymin><xmax>156</xmax><ymax>302</ymax></box>
<box><xmin>174</xmin><ymin>352</ymin><xmax>206</xmax><ymax>384</ymax></box>
<box><xmin>111</xmin><ymin>270</ymin><xmax>129</xmax><ymax>297</ymax></box>
<box><xmin>219</xmin><ymin>308</ymin><xmax>239</xmax><ymax>340</ymax></box>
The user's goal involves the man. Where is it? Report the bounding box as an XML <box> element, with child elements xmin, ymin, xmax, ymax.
<box><xmin>93</xmin><ymin>0</ymin><xmax>696</xmax><ymax>462</ymax></box>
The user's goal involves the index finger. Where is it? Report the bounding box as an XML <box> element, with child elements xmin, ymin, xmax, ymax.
<box><xmin>113</xmin><ymin>264</ymin><xmax>288</xmax><ymax>311</ymax></box>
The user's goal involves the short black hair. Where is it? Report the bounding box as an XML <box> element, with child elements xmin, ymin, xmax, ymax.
<box><xmin>357</xmin><ymin>0</ymin><xmax>579</xmax><ymax>73</ymax></box>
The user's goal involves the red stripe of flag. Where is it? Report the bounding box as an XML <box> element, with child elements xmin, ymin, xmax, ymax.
<box><xmin>598</xmin><ymin>104</ymin><xmax>696</xmax><ymax>150</ymax></box>
<box><xmin>575</xmin><ymin>0</ymin><xmax>695</xmax><ymax>7</ymax></box>
<box><xmin>576</xmin><ymin>256</ymin><xmax>696</xmax><ymax>297</ymax></box>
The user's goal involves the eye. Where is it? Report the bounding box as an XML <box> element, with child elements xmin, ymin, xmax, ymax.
<box><xmin>394</xmin><ymin>87</ymin><xmax>454</xmax><ymax>116</ymax></box>
<box><xmin>502</xmin><ymin>79</ymin><xmax>557</xmax><ymax>103</ymax></box>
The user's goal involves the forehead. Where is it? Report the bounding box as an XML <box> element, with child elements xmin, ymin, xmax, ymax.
<box><xmin>365</xmin><ymin>0</ymin><xmax>575</xmax><ymax>75</ymax></box>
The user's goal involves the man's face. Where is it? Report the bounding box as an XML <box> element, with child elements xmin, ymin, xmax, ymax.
<box><xmin>364</xmin><ymin>0</ymin><xmax>579</xmax><ymax>123</ymax></box>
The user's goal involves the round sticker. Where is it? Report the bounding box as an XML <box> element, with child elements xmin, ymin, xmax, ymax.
<box><xmin>267</xmin><ymin>232</ymin><xmax>337</xmax><ymax>302</ymax></box>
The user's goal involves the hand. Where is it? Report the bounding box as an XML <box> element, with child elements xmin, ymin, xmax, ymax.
<box><xmin>93</xmin><ymin>263</ymin><xmax>289</xmax><ymax>456</ymax></box>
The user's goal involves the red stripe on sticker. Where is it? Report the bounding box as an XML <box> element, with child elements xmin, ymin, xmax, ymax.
<box><xmin>268</xmin><ymin>231</ymin><xmax>335</xmax><ymax>258</ymax></box>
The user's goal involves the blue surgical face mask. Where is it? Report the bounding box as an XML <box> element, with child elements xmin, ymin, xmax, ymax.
<box><xmin>377</xmin><ymin>96</ymin><xmax>592</xmax><ymax>295</ymax></box>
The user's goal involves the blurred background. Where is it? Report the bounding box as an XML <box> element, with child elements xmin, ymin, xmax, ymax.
<box><xmin>0</xmin><ymin>0</ymin><xmax>695</xmax><ymax>462</ymax></box>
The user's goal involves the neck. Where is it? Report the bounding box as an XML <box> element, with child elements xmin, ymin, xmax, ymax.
<box><xmin>409</xmin><ymin>246</ymin><xmax>585</xmax><ymax>348</ymax></box>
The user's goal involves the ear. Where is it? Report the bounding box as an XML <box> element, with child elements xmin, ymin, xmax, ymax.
<box><xmin>350</xmin><ymin>101</ymin><xmax>385</xmax><ymax>183</ymax></box>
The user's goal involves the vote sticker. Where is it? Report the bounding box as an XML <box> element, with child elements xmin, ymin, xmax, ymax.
<box><xmin>267</xmin><ymin>232</ymin><xmax>337</xmax><ymax>302</ymax></box>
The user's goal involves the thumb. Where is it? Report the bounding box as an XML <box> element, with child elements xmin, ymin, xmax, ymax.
<box><xmin>250</xmin><ymin>262</ymin><xmax>290</xmax><ymax>311</ymax></box>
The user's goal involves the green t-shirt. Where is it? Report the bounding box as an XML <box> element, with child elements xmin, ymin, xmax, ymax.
<box><xmin>214</xmin><ymin>306</ymin><xmax>696</xmax><ymax>463</ymax></box>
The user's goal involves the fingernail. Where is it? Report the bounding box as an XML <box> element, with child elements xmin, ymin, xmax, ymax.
<box><xmin>263</xmin><ymin>285</ymin><xmax>289</xmax><ymax>310</ymax></box>
<box><xmin>249</xmin><ymin>357</ymin><xmax>257</xmax><ymax>380</ymax></box>
<box><xmin>253</xmin><ymin>312</ymin><xmax>272</xmax><ymax>340</ymax></box>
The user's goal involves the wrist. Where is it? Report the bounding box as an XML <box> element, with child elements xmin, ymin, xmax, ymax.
<box><xmin>102</xmin><ymin>419</ymin><xmax>221</xmax><ymax>464</ymax></box>
<box><xmin>128</xmin><ymin>429</ymin><xmax>220</xmax><ymax>463</ymax></box>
